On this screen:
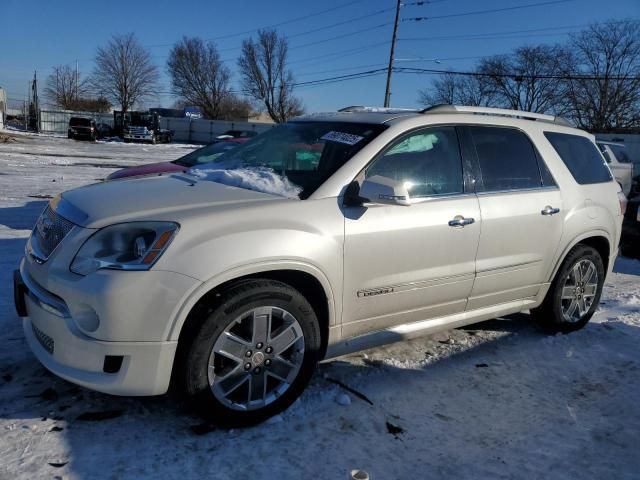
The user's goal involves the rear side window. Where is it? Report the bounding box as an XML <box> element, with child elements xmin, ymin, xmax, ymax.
<box><xmin>469</xmin><ymin>126</ymin><xmax>542</xmax><ymax>191</ymax></box>
<box><xmin>545</xmin><ymin>132</ymin><xmax>612</xmax><ymax>184</ymax></box>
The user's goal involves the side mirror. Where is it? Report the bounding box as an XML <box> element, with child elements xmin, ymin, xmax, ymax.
<box><xmin>357</xmin><ymin>175</ymin><xmax>411</xmax><ymax>206</ymax></box>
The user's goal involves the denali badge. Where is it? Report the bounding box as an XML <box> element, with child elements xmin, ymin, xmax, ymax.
<box><xmin>357</xmin><ymin>287</ymin><xmax>394</xmax><ymax>298</ymax></box>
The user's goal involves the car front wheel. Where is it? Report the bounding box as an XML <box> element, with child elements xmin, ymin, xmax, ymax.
<box><xmin>178</xmin><ymin>279</ymin><xmax>321</xmax><ymax>426</ymax></box>
<box><xmin>532</xmin><ymin>245</ymin><xmax>605</xmax><ymax>333</ymax></box>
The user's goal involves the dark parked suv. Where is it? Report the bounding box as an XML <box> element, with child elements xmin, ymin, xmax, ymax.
<box><xmin>68</xmin><ymin>117</ymin><xmax>97</xmax><ymax>141</ymax></box>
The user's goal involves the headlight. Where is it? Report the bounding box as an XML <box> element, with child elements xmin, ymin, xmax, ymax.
<box><xmin>70</xmin><ymin>222</ymin><xmax>179</xmax><ymax>276</ymax></box>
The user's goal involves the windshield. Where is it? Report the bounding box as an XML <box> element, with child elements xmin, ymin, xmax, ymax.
<box><xmin>129</xmin><ymin>114</ymin><xmax>155</xmax><ymax>128</ymax></box>
<box><xmin>174</xmin><ymin>141</ymin><xmax>242</xmax><ymax>167</ymax></box>
<box><xmin>609</xmin><ymin>144</ymin><xmax>631</xmax><ymax>163</ymax></box>
<box><xmin>70</xmin><ymin>118</ymin><xmax>91</xmax><ymax>127</ymax></box>
<box><xmin>192</xmin><ymin>121</ymin><xmax>386</xmax><ymax>198</ymax></box>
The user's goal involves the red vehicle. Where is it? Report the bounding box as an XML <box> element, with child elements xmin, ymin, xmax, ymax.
<box><xmin>107</xmin><ymin>138</ymin><xmax>248</xmax><ymax>180</ymax></box>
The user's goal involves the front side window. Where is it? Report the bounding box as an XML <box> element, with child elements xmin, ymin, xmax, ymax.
<box><xmin>365</xmin><ymin>126</ymin><xmax>464</xmax><ymax>198</ymax></box>
<box><xmin>469</xmin><ymin>126</ymin><xmax>542</xmax><ymax>191</ymax></box>
<box><xmin>198</xmin><ymin>122</ymin><xmax>386</xmax><ymax>198</ymax></box>
<box><xmin>545</xmin><ymin>132</ymin><xmax>612</xmax><ymax>185</ymax></box>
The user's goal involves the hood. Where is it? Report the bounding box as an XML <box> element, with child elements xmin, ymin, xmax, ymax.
<box><xmin>107</xmin><ymin>161</ymin><xmax>186</xmax><ymax>180</ymax></box>
<box><xmin>57</xmin><ymin>173</ymin><xmax>280</xmax><ymax>228</ymax></box>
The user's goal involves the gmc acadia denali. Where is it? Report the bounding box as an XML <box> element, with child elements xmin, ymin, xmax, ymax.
<box><xmin>14</xmin><ymin>105</ymin><xmax>625</xmax><ymax>426</ymax></box>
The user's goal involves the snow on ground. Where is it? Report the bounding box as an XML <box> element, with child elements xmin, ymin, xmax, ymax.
<box><xmin>1</xmin><ymin>133</ymin><xmax>640</xmax><ymax>479</ymax></box>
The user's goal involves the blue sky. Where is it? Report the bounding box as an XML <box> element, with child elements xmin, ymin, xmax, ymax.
<box><xmin>1</xmin><ymin>0</ymin><xmax>638</xmax><ymax>113</ymax></box>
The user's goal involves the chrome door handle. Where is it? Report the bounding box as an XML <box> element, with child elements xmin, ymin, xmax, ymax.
<box><xmin>541</xmin><ymin>205</ymin><xmax>560</xmax><ymax>216</ymax></box>
<box><xmin>448</xmin><ymin>215</ymin><xmax>475</xmax><ymax>227</ymax></box>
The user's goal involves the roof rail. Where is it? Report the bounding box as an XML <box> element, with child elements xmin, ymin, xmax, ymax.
<box><xmin>421</xmin><ymin>104</ymin><xmax>572</xmax><ymax>127</ymax></box>
<box><xmin>338</xmin><ymin>105</ymin><xmax>420</xmax><ymax>114</ymax></box>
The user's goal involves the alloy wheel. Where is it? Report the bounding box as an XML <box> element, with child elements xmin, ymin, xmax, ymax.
<box><xmin>207</xmin><ymin>306</ymin><xmax>305</xmax><ymax>411</ymax></box>
<box><xmin>560</xmin><ymin>259</ymin><xmax>599</xmax><ymax>323</ymax></box>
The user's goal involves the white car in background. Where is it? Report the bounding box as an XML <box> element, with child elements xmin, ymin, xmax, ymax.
<box><xmin>597</xmin><ymin>141</ymin><xmax>634</xmax><ymax>197</ymax></box>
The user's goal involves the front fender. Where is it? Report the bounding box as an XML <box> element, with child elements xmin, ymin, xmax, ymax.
<box><xmin>163</xmin><ymin>260</ymin><xmax>337</xmax><ymax>341</ymax></box>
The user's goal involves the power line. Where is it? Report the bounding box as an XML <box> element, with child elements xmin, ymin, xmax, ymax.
<box><xmin>294</xmin><ymin>68</ymin><xmax>389</xmax><ymax>87</ymax></box>
<box><xmin>289</xmin><ymin>23</ymin><xmax>393</xmax><ymax>51</ymax></box>
<box><xmin>288</xmin><ymin>41</ymin><xmax>390</xmax><ymax>67</ymax></box>
<box><xmin>203</xmin><ymin>9</ymin><xmax>396</xmax><ymax>56</ymax></box>
<box><xmin>287</xmin><ymin>7</ymin><xmax>395</xmax><ymax>40</ymax></box>
<box><xmin>296</xmin><ymin>63</ymin><xmax>389</xmax><ymax>78</ymax></box>
<box><xmin>403</xmin><ymin>0</ymin><xmax>574</xmax><ymax>21</ymax></box>
<box><xmin>208</xmin><ymin>0</ymin><xmax>370</xmax><ymax>41</ymax></box>
<box><xmin>399</xmin><ymin>23</ymin><xmax>589</xmax><ymax>41</ymax></box>
<box><xmin>395</xmin><ymin>66</ymin><xmax>640</xmax><ymax>81</ymax></box>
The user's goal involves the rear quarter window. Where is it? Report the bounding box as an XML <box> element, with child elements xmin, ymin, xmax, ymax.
<box><xmin>544</xmin><ymin>132</ymin><xmax>612</xmax><ymax>185</ymax></box>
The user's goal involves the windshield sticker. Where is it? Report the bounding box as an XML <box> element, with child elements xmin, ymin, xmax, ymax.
<box><xmin>321</xmin><ymin>131</ymin><xmax>364</xmax><ymax>146</ymax></box>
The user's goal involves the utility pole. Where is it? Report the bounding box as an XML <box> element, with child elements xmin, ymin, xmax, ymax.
<box><xmin>76</xmin><ymin>60</ymin><xmax>79</xmax><ymax>101</ymax></box>
<box><xmin>384</xmin><ymin>0</ymin><xmax>402</xmax><ymax>107</ymax></box>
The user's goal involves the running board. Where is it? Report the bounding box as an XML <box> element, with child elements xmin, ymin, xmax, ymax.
<box><xmin>324</xmin><ymin>298</ymin><xmax>536</xmax><ymax>360</ymax></box>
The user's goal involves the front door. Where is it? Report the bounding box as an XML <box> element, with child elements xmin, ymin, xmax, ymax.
<box><xmin>342</xmin><ymin>126</ymin><xmax>481</xmax><ymax>337</ymax></box>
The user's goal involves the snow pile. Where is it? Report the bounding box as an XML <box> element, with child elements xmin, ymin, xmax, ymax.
<box><xmin>190</xmin><ymin>165</ymin><xmax>302</xmax><ymax>199</ymax></box>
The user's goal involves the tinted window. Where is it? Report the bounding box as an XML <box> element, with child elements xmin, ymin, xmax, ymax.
<box><xmin>609</xmin><ymin>144</ymin><xmax>631</xmax><ymax>163</ymax></box>
<box><xmin>545</xmin><ymin>132</ymin><xmax>612</xmax><ymax>184</ymax></box>
<box><xmin>470</xmin><ymin>126</ymin><xmax>542</xmax><ymax>191</ymax></box>
<box><xmin>537</xmin><ymin>152</ymin><xmax>557</xmax><ymax>187</ymax></box>
<box><xmin>366</xmin><ymin>126</ymin><xmax>463</xmax><ymax>197</ymax></box>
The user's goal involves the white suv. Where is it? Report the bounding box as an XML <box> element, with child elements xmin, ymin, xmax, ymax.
<box><xmin>14</xmin><ymin>105</ymin><xmax>625</xmax><ymax>426</ymax></box>
<box><xmin>596</xmin><ymin>141</ymin><xmax>634</xmax><ymax>197</ymax></box>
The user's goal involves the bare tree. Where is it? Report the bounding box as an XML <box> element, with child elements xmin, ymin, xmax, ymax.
<box><xmin>167</xmin><ymin>37</ymin><xmax>233</xmax><ymax>119</ymax></box>
<box><xmin>561</xmin><ymin>19</ymin><xmax>640</xmax><ymax>131</ymax></box>
<box><xmin>418</xmin><ymin>72</ymin><xmax>494</xmax><ymax>107</ymax></box>
<box><xmin>44</xmin><ymin>65</ymin><xmax>88</xmax><ymax>109</ymax></box>
<box><xmin>238</xmin><ymin>29</ymin><xmax>303</xmax><ymax>123</ymax></box>
<box><xmin>91</xmin><ymin>33</ymin><xmax>159</xmax><ymax>113</ymax></box>
<box><xmin>44</xmin><ymin>65</ymin><xmax>112</xmax><ymax>112</ymax></box>
<box><xmin>477</xmin><ymin>45</ymin><xmax>567</xmax><ymax>113</ymax></box>
<box><xmin>217</xmin><ymin>95</ymin><xmax>254</xmax><ymax>120</ymax></box>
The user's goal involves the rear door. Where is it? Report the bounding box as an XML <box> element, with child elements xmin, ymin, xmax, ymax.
<box><xmin>341</xmin><ymin>126</ymin><xmax>481</xmax><ymax>337</ymax></box>
<box><xmin>461</xmin><ymin>126</ymin><xmax>564</xmax><ymax>310</ymax></box>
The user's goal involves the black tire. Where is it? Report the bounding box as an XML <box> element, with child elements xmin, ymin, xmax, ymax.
<box><xmin>531</xmin><ymin>245</ymin><xmax>605</xmax><ymax>333</ymax></box>
<box><xmin>177</xmin><ymin>279</ymin><xmax>321</xmax><ymax>427</ymax></box>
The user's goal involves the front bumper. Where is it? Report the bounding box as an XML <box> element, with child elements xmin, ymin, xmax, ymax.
<box><xmin>22</xmin><ymin>315</ymin><xmax>177</xmax><ymax>396</ymax></box>
<box><xmin>124</xmin><ymin>133</ymin><xmax>153</xmax><ymax>140</ymax></box>
<box><xmin>15</xmin><ymin>257</ymin><xmax>201</xmax><ymax>395</ymax></box>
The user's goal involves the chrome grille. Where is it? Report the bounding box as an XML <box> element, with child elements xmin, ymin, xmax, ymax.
<box><xmin>32</xmin><ymin>323</ymin><xmax>54</xmax><ymax>354</ymax></box>
<box><xmin>31</xmin><ymin>206</ymin><xmax>75</xmax><ymax>261</ymax></box>
<box><xmin>127</xmin><ymin>126</ymin><xmax>149</xmax><ymax>135</ymax></box>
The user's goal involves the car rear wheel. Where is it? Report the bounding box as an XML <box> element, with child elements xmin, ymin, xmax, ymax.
<box><xmin>531</xmin><ymin>245</ymin><xmax>605</xmax><ymax>333</ymax></box>
<box><xmin>178</xmin><ymin>279</ymin><xmax>321</xmax><ymax>426</ymax></box>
